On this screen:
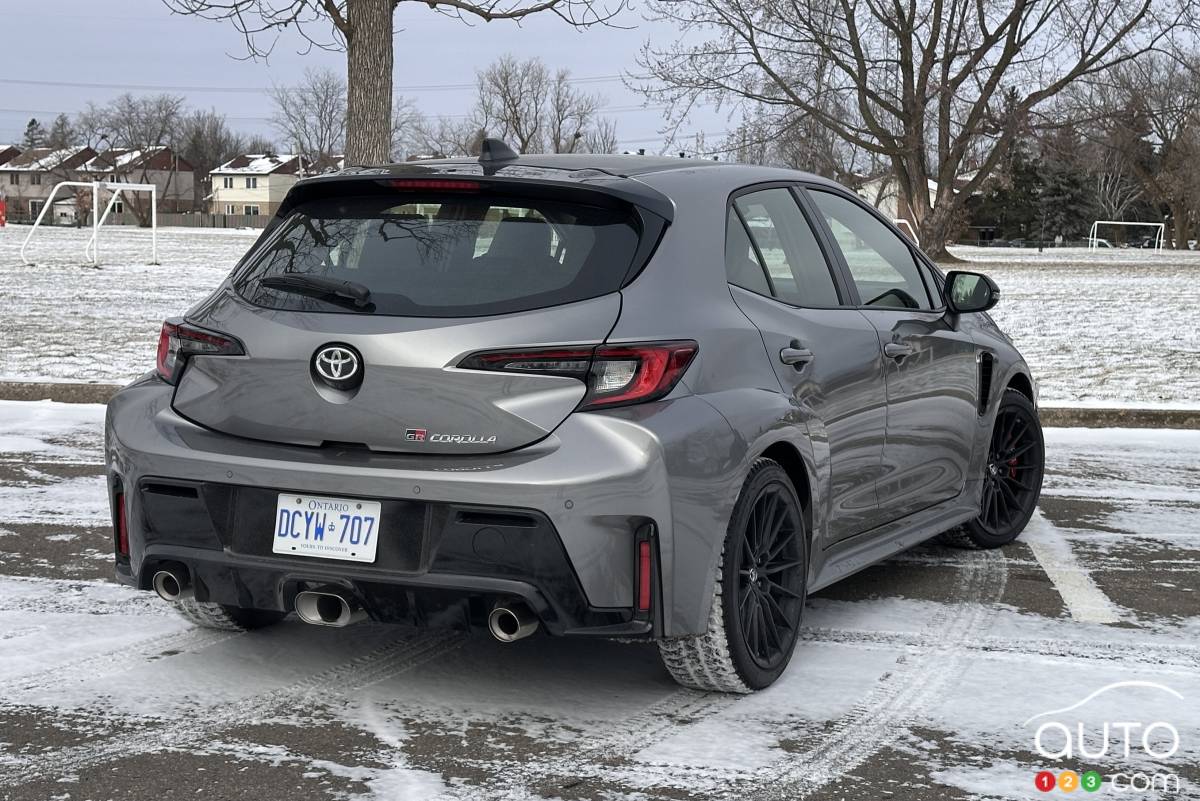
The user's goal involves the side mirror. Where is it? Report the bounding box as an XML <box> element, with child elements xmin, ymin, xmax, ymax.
<box><xmin>944</xmin><ymin>270</ymin><xmax>999</xmax><ymax>314</ymax></box>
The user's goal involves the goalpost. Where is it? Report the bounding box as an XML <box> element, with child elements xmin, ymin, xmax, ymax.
<box><xmin>20</xmin><ymin>180</ymin><xmax>158</xmax><ymax>266</ymax></box>
<box><xmin>1087</xmin><ymin>220</ymin><xmax>1165</xmax><ymax>251</ymax></box>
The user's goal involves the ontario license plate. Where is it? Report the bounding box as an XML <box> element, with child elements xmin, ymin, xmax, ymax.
<box><xmin>272</xmin><ymin>493</ymin><xmax>382</xmax><ymax>563</ymax></box>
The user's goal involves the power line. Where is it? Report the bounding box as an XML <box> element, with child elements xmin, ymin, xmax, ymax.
<box><xmin>0</xmin><ymin>73</ymin><xmax>644</xmax><ymax>95</ymax></box>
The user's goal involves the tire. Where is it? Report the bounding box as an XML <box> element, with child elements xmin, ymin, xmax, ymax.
<box><xmin>171</xmin><ymin>597</ymin><xmax>286</xmax><ymax>632</ymax></box>
<box><xmin>942</xmin><ymin>388</ymin><xmax>1044</xmax><ymax>549</ymax></box>
<box><xmin>658</xmin><ymin>458</ymin><xmax>808</xmax><ymax>693</ymax></box>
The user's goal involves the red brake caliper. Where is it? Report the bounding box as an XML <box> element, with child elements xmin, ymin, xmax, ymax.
<box><xmin>1008</xmin><ymin>457</ymin><xmax>1018</xmax><ymax>479</ymax></box>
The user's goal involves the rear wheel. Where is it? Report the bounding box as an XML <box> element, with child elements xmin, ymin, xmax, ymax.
<box><xmin>171</xmin><ymin>597</ymin><xmax>286</xmax><ymax>632</ymax></box>
<box><xmin>658</xmin><ymin>459</ymin><xmax>808</xmax><ymax>693</ymax></box>
<box><xmin>944</xmin><ymin>389</ymin><xmax>1044</xmax><ymax>549</ymax></box>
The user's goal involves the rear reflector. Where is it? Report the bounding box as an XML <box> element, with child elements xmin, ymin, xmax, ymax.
<box><xmin>458</xmin><ymin>341</ymin><xmax>698</xmax><ymax>410</ymax></box>
<box><xmin>115</xmin><ymin>492</ymin><xmax>129</xmax><ymax>557</ymax></box>
<box><xmin>637</xmin><ymin>539</ymin><xmax>652</xmax><ymax>612</ymax></box>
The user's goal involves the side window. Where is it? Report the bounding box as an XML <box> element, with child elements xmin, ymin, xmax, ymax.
<box><xmin>809</xmin><ymin>190</ymin><xmax>933</xmax><ymax>310</ymax></box>
<box><xmin>732</xmin><ymin>188</ymin><xmax>841</xmax><ymax>307</ymax></box>
<box><xmin>724</xmin><ymin>207</ymin><xmax>772</xmax><ymax>296</ymax></box>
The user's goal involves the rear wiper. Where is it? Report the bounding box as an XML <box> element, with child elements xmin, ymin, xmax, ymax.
<box><xmin>259</xmin><ymin>274</ymin><xmax>373</xmax><ymax>310</ymax></box>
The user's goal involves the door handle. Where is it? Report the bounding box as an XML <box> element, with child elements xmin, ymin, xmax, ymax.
<box><xmin>884</xmin><ymin>342</ymin><xmax>914</xmax><ymax>359</ymax></box>
<box><xmin>780</xmin><ymin>340</ymin><xmax>814</xmax><ymax>367</ymax></box>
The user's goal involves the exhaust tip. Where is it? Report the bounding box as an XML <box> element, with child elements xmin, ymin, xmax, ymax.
<box><xmin>488</xmin><ymin>602</ymin><xmax>539</xmax><ymax>643</ymax></box>
<box><xmin>152</xmin><ymin>568</ymin><xmax>192</xmax><ymax>602</ymax></box>
<box><xmin>295</xmin><ymin>590</ymin><xmax>366</xmax><ymax>627</ymax></box>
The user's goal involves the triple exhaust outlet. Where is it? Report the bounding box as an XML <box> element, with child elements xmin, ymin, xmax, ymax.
<box><xmin>294</xmin><ymin>588</ymin><xmax>367</xmax><ymax>627</ymax></box>
<box><xmin>151</xmin><ymin>567</ymin><xmax>193</xmax><ymax>602</ymax></box>
<box><xmin>487</xmin><ymin>601</ymin><xmax>539</xmax><ymax>642</ymax></box>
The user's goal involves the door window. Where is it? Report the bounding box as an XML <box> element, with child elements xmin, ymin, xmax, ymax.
<box><xmin>810</xmin><ymin>190</ymin><xmax>933</xmax><ymax>310</ymax></box>
<box><xmin>732</xmin><ymin>188</ymin><xmax>841</xmax><ymax>307</ymax></box>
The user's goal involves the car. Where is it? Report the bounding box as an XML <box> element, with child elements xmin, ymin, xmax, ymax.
<box><xmin>104</xmin><ymin>141</ymin><xmax>1044</xmax><ymax>693</ymax></box>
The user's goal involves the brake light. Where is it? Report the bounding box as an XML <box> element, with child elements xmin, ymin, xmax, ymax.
<box><xmin>458</xmin><ymin>341</ymin><xmax>697</xmax><ymax>410</ymax></box>
<box><xmin>156</xmin><ymin>318</ymin><xmax>245</xmax><ymax>384</ymax></box>
<box><xmin>380</xmin><ymin>179</ymin><xmax>482</xmax><ymax>192</ymax></box>
<box><xmin>115</xmin><ymin>492</ymin><xmax>129</xmax><ymax>557</ymax></box>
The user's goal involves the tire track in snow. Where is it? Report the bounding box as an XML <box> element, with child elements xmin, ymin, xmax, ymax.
<box><xmin>754</xmin><ymin>547</ymin><xmax>1009</xmax><ymax>800</ymax></box>
<box><xmin>0</xmin><ymin>629</ymin><xmax>465</xmax><ymax>787</ymax></box>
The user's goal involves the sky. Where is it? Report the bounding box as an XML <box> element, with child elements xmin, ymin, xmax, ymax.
<box><xmin>0</xmin><ymin>0</ymin><xmax>731</xmax><ymax>154</ymax></box>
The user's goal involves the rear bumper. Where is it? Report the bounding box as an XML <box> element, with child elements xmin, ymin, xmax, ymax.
<box><xmin>105</xmin><ymin>376</ymin><xmax>730</xmax><ymax>636</ymax></box>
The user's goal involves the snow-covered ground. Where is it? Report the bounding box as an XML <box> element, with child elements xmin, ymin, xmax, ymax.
<box><xmin>1</xmin><ymin>227</ymin><xmax>1198</xmax><ymax>404</ymax></box>
<box><xmin>0</xmin><ymin>400</ymin><xmax>1197</xmax><ymax>800</ymax></box>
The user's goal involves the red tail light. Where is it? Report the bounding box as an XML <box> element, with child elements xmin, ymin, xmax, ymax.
<box><xmin>115</xmin><ymin>492</ymin><xmax>129</xmax><ymax>557</ymax></box>
<box><xmin>458</xmin><ymin>341</ymin><xmax>698</xmax><ymax>410</ymax></box>
<box><xmin>156</xmin><ymin>318</ymin><xmax>245</xmax><ymax>384</ymax></box>
<box><xmin>637</xmin><ymin>539</ymin><xmax>652</xmax><ymax>612</ymax></box>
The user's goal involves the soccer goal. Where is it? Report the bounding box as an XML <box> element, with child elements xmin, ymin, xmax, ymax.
<box><xmin>20</xmin><ymin>180</ymin><xmax>158</xmax><ymax>266</ymax></box>
<box><xmin>1087</xmin><ymin>220</ymin><xmax>1165</xmax><ymax>251</ymax></box>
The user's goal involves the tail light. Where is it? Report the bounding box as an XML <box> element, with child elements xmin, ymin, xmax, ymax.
<box><xmin>156</xmin><ymin>318</ymin><xmax>245</xmax><ymax>384</ymax></box>
<box><xmin>458</xmin><ymin>341</ymin><xmax>698</xmax><ymax>410</ymax></box>
<box><xmin>115</xmin><ymin>492</ymin><xmax>129</xmax><ymax>557</ymax></box>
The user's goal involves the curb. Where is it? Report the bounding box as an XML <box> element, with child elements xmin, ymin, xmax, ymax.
<box><xmin>0</xmin><ymin>381</ymin><xmax>1197</xmax><ymax>429</ymax></box>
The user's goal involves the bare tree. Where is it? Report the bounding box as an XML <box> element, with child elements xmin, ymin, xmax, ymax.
<box><xmin>473</xmin><ymin>55</ymin><xmax>615</xmax><ymax>153</ymax></box>
<box><xmin>178</xmin><ymin>109</ymin><xmax>247</xmax><ymax>207</ymax></box>
<box><xmin>161</xmin><ymin>0</ymin><xmax>625</xmax><ymax>166</ymax></box>
<box><xmin>583</xmin><ymin>116</ymin><xmax>618</xmax><ymax>154</ymax></box>
<box><xmin>269</xmin><ymin>67</ymin><xmax>347</xmax><ymax>163</ymax></box>
<box><xmin>410</xmin><ymin>115</ymin><xmax>482</xmax><ymax>158</ymax></box>
<box><xmin>76</xmin><ymin>93</ymin><xmax>186</xmax><ymax>224</ymax></box>
<box><xmin>637</xmin><ymin>0</ymin><xmax>1199</xmax><ymax>258</ymax></box>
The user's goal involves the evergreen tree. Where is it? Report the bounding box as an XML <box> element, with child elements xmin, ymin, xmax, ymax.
<box><xmin>45</xmin><ymin>114</ymin><xmax>78</xmax><ymax>150</ymax></box>
<box><xmin>22</xmin><ymin>118</ymin><xmax>47</xmax><ymax>149</ymax></box>
<box><xmin>1038</xmin><ymin>127</ymin><xmax>1096</xmax><ymax>242</ymax></box>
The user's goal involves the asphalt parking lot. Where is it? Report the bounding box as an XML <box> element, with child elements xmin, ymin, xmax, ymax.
<box><xmin>0</xmin><ymin>400</ymin><xmax>1197</xmax><ymax>801</ymax></box>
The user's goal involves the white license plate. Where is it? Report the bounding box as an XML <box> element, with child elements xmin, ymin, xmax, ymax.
<box><xmin>272</xmin><ymin>493</ymin><xmax>382</xmax><ymax>563</ymax></box>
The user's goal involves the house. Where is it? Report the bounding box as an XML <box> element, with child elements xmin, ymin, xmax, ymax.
<box><xmin>208</xmin><ymin>153</ymin><xmax>309</xmax><ymax>218</ymax></box>
<box><xmin>0</xmin><ymin>145</ymin><xmax>20</xmax><ymax>168</ymax></box>
<box><xmin>82</xmin><ymin>147</ymin><xmax>196</xmax><ymax>214</ymax></box>
<box><xmin>1</xmin><ymin>146</ymin><xmax>96</xmax><ymax>219</ymax></box>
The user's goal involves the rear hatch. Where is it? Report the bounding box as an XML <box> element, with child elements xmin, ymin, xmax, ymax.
<box><xmin>171</xmin><ymin>175</ymin><xmax>664</xmax><ymax>455</ymax></box>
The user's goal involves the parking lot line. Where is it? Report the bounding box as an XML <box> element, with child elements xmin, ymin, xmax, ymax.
<box><xmin>1022</xmin><ymin>512</ymin><xmax>1122</xmax><ymax>624</ymax></box>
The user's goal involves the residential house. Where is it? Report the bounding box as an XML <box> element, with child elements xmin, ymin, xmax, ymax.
<box><xmin>208</xmin><ymin>154</ymin><xmax>309</xmax><ymax>218</ymax></box>
<box><xmin>1</xmin><ymin>146</ymin><xmax>97</xmax><ymax>220</ymax></box>
<box><xmin>81</xmin><ymin>147</ymin><xmax>196</xmax><ymax>215</ymax></box>
<box><xmin>0</xmin><ymin>145</ymin><xmax>19</xmax><ymax>169</ymax></box>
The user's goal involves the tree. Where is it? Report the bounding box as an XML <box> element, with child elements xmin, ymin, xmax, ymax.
<box><xmin>22</xmin><ymin>118</ymin><xmax>47</xmax><ymax>149</ymax></box>
<box><xmin>637</xmin><ymin>0</ymin><xmax>1199</xmax><ymax>259</ymax></box>
<box><xmin>46</xmin><ymin>114</ymin><xmax>79</xmax><ymax>150</ymax></box>
<box><xmin>162</xmin><ymin>0</ymin><xmax>624</xmax><ymax>166</ymax></box>
<box><xmin>77</xmin><ymin>93</ymin><xmax>187</xmax><ymax>225</ymax></box>
<box><xmin>269</xmin><ymin>67</ymin><xmax>347</xmax><ymax>164</ymax></box>
<box><xmin>178</xmin><ymin>109</ymin><xmax>247</xmax><ymax>207</ymax></box>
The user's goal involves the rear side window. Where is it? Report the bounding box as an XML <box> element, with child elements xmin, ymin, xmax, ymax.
<box><xmin>234</xmin><ymin>193</ymin><xmax>641</xmax><ymax>317</ymax></box>
<box><xmin>725</xmin><ymin>208</ymin><xmax>772</xmax><ymax>295</ymax></box>
<box><xmin>732</xmin><ymin>188</ymin><xmax>841</xmax><ymax>307</ymax></box>
<box><xmin>809</xmin><ymin>190</ymin><xmax>933</xmax><ymax>310</ymax></box>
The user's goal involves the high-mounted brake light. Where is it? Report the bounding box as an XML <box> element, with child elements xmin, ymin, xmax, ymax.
<box><xmin>458</xmin><ymin>341</ymin><xmax>698</xmax><ymax>410</ymax></box>
<box><xmin>156</xmin><ymin>318</ymin><xmax>245</xmax><ymax>384</ymax></box>
<box><xmin>381</xmin><ymin>179</ymin><xmax>482</xmax><ymax>192</ymax></box>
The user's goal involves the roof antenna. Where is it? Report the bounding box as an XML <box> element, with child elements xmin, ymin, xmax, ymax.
<box><xmin>478</xmin><ymin>138</ymin><xmax>518</xmax><ymax>175</ymax></box>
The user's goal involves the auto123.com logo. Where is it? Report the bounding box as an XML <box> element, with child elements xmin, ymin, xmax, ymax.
<box><xmin>1025</xmin><ymin>681</ymin><xmax>1185</xmax><ymax>794</ymax></box>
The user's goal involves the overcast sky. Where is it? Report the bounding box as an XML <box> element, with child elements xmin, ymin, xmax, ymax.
<box><xmin>1</xmin><ymin>0</ymin><xmax>729</xmax><ymax>154</ymax></box>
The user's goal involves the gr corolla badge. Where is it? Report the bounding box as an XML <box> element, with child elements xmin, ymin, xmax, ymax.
<box><xmin>105</xmin><ymin>143</ymin><xmax>1042</xmax><ymax>693</ymax></box>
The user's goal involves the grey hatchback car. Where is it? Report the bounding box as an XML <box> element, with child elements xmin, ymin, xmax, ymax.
<box><xmin>105</xmin><ymin>143</ymin><xmax>1044</xmax><ymax>693</ymax></box>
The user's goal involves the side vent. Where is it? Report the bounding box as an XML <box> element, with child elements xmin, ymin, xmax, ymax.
<box><xmin>977</xmin><ymin>352</ymin><xmax>995</xmax><ymax>416</ymax></box>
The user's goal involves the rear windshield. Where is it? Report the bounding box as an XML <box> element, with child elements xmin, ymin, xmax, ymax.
<box><xmin>232</xmin><ymin>193</ymin><xmax>642</xmax><ymax>317</ymax></box>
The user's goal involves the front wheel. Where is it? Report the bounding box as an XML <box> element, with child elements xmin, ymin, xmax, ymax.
<box><xmin>658</xmin><ymin>459</ymin><xmax>808</xmax><ymax>693</ymax></box>
<box><xmin>947</xmin><ymin>388</ymin><xmax>1045</xmax><ymax>549</ymax></box>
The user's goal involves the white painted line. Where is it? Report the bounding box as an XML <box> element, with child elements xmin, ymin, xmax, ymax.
<box><xmin>1023</xmin><ymin>511</ymin><xmax>1122</xmax><ymax>624</ymax></box>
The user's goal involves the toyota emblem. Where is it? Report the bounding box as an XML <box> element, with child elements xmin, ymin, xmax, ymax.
<box><xmin>312</xmin><ymin>344</ymin><xmax>363</xmax><ymax>390</ymax></box>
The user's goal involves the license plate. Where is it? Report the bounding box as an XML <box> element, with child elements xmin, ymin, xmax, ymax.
<box><xmin>272</xmin><ymin>493</ymin><xmax>382</xmax><ymax>563</ymax></box>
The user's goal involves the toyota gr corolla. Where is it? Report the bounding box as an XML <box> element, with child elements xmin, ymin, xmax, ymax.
<box><xmin>105</xmin><ymin>142</ymin><xmax>1044</xmax><ymax>693</ymax></box>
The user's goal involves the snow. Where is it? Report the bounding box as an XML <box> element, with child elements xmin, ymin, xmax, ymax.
<box><xmin>0</xmin><ymin>402</ymin><xmax>1196</xmax><ymax>799</ymax></box>
<box><xmin>949</xmin><ymin>245</ymin><xmax>1200</xmax><ymax>404</ymax></box>
<box><xmin>1</xmin><ymin>228</ymin><xmax>1197</xmax><ymax>405</ymax></box>
<box><xmin>213</xmin><ymin>153</ymin><xmax>302</xmax><ymax>175</ymax></box>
